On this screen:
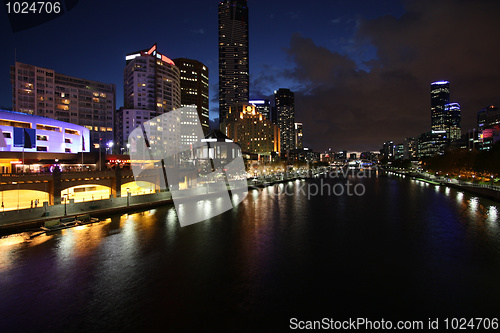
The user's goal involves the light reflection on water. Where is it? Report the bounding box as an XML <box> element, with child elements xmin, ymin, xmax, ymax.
<box><xmin>0</xmin><ymin>176</ymin><xmax>500</xmax><ymax>331</ymax></box>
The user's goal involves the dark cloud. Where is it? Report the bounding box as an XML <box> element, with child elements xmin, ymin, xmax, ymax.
<box><xmin>282</xmin><ymin>0</ymin><xmax>500</xmax><ymax>152</ymax></box>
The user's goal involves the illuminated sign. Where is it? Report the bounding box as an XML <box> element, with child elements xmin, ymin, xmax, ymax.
<box><xmin>431</xmin><ymin>80</ymin><xmax>449</xmax><ymax>85</ymax></box>
<box><xmin>147</xmin><ymin>44</ymin><xmax>157</xmax><ymax>55</ymax></box>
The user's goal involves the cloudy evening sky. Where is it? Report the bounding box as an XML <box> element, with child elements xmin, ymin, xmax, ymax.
<box><xmin>1</xmin><ymin>0</ymin><xmax>500</xmax><ymax>151</ymax></box>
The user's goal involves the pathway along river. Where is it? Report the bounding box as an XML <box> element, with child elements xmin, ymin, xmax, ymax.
<box><xmin>1</xmin><ymin>174</ymin><xmax>500</xmax><ymax>332</ymax></box>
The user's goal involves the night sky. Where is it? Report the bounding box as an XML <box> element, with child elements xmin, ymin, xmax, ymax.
<box><xmin>1</xmin><ymin>0</ymin><xmax>500</xmax><ymax>152</ymax></box>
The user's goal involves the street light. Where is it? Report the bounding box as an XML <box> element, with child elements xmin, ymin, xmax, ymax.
<box><xmin>63</xmin><ymin>193</ymin><xmax>68</xmax><ymax>216</ymax></box>
<box><xmin>126</xmin><ymin>188</ymin><xmax>130</xmax><ymax>206</ymax></box>
<box><xmin>107</xmin><ymin>141</ymin><xmax>114</xmax><ymax>154</ymax></box>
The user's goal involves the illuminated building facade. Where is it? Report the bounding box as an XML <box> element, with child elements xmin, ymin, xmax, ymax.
<box><xmin>294</xmin><ymin>122</ymin><xmax>303</xmax><ymax>149</ymax></box>
<box><xmin>0</xmin><ymin>109</ymin><xmax>90</xmax><ymax>173</ymax></box>
<box><xmin>10</xmin><ymin>62</ymin><xmax>115</xmax><ymax>150</ymax></box>
<box><xmin>123</xmin><ymin>44</ymin><xmax>181</xmax><ymax>113</ymax></box>
<box><xmin>478</xmin><ymin>105</ymin><xmax>500</xmax><ymax>129</ymax></box>
<box><xmin>275</xmin><ymin>88</ymin><xmax>295</xmax><ymax>155</ymax></box>
<box><xmin>173</xmin><ymin>58</ymin><xmax>210</xmax><ymax>135</ymax></box>
<box><xmin>444</xmin><ymin>102</ymin><xmax>461</xmax><ymax>141</ymax></box>
<box><xmin>224</xmin><ymin>103</ymin><xmax>280</xmax><ymax>156</ymax></box>
<box><xmin>477</xmin><ymin>105</ymin><xmax>500</xmax><ymax>151</ymax></box>
<box><xmin>428</xmin><ymin>81</ymin><xmax>461</xmax><ymax>155</ymax></box>
<box><xmin>430</xmin><ymin>81</ymin><xmax>450</xmax><ymax>133</ymax></box>
<box><xmin>249</xmin><ymin>100</ymin><xmax>271</xmax><ymax>120</ymax></box>
<box><xmin>119</xmin><ymin>44</ymin><xmax>181</xmax><ymax>150</ymax></box>
<box><xmin>218</xmin><ymin>0</ymin><xmax>249</xmax><ymax>127</ymax></box>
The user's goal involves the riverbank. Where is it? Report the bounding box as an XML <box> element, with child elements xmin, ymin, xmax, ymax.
<box><xmin>388</xmin><ymin>169</ymin><xmax>500</xmax><ymax>203</ymax></box>
<box><xmin>0</xmin><ymin>175</ymin><xmax>310</xmax><ymax>236</ymax></box>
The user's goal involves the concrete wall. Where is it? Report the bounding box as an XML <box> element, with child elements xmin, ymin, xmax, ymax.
<box><xmin>0</xmin><ymin>191</ymin><xmax>173</xmax><ymax>228</ymax></box>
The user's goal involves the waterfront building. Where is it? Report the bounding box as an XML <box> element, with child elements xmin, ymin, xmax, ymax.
<box><xmin>10</xmin><ymin>62</ymin><xmax>115</xmax><ymax>150</ymax></box>
<box><xmin>476</xmin><ymin>105</ymin><xmax>500</xmax><ymax>151</ymax></box>
<box><xmin>289</xmin><ymin>147</ymin><xmax>320</xmax><ymax>163</ymax></box>
<box><xmin>478</xmin><ymin>105</ymin><xmax>500</xmax><ymax>130</ymax></box>
<box><xmin>218</xmin><ymin>0</ymin><xmax>250</xmax><ymax>128</ymax></box>
<box><xmin>224</xmin><ymin>103</ymin><xmax>280</xmax><ymax>157</ymax></box>
<box><xmin>403</xmin><ymin>137</ymin><xmax>418</xmax><ymax>161</ymax></box>
<box><xmin>294</xmin><ymin>122</ymin><xmax>303</xmax><ymax>149</ymax></box>
<box><xmin>274</xmin><ymin>88</ymin><xmax>295</xmax><ymax>157</ymax></box>
<box><xmin>444</xmin><ymin>102</ymin><xmax>461</xmax><ymax>141</ymax></box>
<box><xmin>394</xmin><ymin>144</ymin><xmax>404</xmax><ymax>160</ymax></box>
<box><xmin>430</xmin><ymin>81</ymin><xmax>450</xmax><ymax>134</ymax></box>
<box><xmin>123</xmin><ymin>44</ymin><xmax>181</xmax><ymax>113</ymax></box>
<box><xmin>118</xmin><ymin>44</ymin><xmax>181</xmax><ymax>150</ymax></box>
<box><xmin>382</xmin><ymin>141</ymin><xmax>395</xmax><ymax>161</ymax></box>
<box><xmin>429</xmin><ymin>81</ymin><xmax>461</xmax><ymax>154</ymax></box>
<box><xmin>174</xmin><ymin>58</ymin><xmax>210</xmax><ymax>135</ymax></box>
<box><xmin>0</xmin><ymin>109</ymin><xmax>90</xmax><ymax>173</ymax></box>
<box><xmin>417</xmin><ymin>131</ymin><xmax>447</xmax><ymax>159</ymax></box>
<box><xmin>334</xmin><ymin>150</ymin><xmax>347</xmax><ymax>162</ymax></box>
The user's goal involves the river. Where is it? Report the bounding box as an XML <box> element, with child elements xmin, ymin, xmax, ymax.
<box><xmin>1</xmin><ymin>174</ymin><xmax>500</xmax><ymax>331</ymax></box>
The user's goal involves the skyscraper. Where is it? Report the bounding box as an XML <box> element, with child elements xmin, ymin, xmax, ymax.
<box><xmin>444</xmin><ymin>102</ymin><xmax>461</xmax><ymax>140</ymax></box>
<box><xmin>10</xmin><ymin>62</ymin><xmax>116</xmax><ymax>150</ymax></box>
<box><xmin>294</xmin><ymin>122</ymin><xmax>303</xmax><ymax>149</ymax></box>
<box><xmin>430</xmin><ymin>81</ymin><xmax>450</xmax><ymax>133</ymax></box>
<box><xmin>174</xmin><ymin>58</ymin><xmax>210</xmax><ymax>135</ymax></box>
<box><xmin>274</xmin><ymin>88</ymin><xmax>295</xmax><ymax>155</ymax></box>
<box><xmin>117</xmin><ymin>44</ymin><xmax>181</xmax><ymax>150</ymax></box>
<box><xmin>123</xmin><ymin>44</ymin><xmax>181</xmax><ymax>113</ymax></box>
<box><xmin>218</xmin><ymin>0</ymin><xmax>249</xmax><ymax>128</ymax></box>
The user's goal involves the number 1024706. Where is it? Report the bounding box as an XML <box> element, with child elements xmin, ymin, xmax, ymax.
<box><xmin>5</xmin><ymin>2</ymin><xmax>61</xmax><ymax>14</ymax></box>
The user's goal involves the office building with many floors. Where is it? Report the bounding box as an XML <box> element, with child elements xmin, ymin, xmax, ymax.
<box><xmin>10</xmin><ymin>62</ymin><xmax>115</xmax><ymax>150</ymax></box>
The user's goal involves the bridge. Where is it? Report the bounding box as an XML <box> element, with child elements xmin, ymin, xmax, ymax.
<box><xmin>0</xmin><ymin>168</ymin><xmax>161</xmax><ymax>205</ymax></box>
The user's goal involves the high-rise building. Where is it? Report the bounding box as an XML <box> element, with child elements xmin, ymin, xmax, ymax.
<box><xmin>477</xmin><ymin>105</ymin><xmax>500</xmax><ymax>151</ymax></box>
<box><xmin>123</xmin><ymin>44</ymin><xmax>180</xmax><ymax>113</ymax></box>
<box><xmin>478</xmin><ymin>105</ymin><xmax>500</xmax><ymax>129</ymax></box>
<box><xmin>430</xmin><ymin>81</ymin><xmax>450</xmax><ymax>133</ymax></box>
<box><xmin>218</xmin><ymin>0</ymin><xmax>249</xmax><ymax>127</ymax></box>
<box><xmin>118</xmin><ymin>44</ymin><xmax>181</xmax><ymax>150</ymax></box>
<box><xmin>249</xmin><ymin>99</ymin><xmax>270</xmax><ymax>120</ymax></box>
<box><xmin>174</xmin><ymin>58</ymin><xmax>210</xmax><ymax>135</ymax></box>
<box><xmin>10</xmin><ymin>62</ymin><xmax>115</xmax><ymax>150</ymax></box>
<box><xmin>403</xmin><ymin>137</ymin><xmax>418</xmax><ymax>160</ymax></box>
<box><xmin>294</xmin><ymin>122</ymin><xmax>303</xmax><ymax>149</ymax></box>
<box><xmin>274</xmin><ymin>88</ymin><xmax>295</xmax><ymax>155</ymax></box>
<box><xmin>429</xmin><ymin>81</ymin><xmax>460</xmax><ymax>155</ymax></box>
<box><xmin>444</xmin><ymin>102</ymin><xmax>461</xmax><ymax>140</ymax></box>
<box><xmin>224</xmin><ymin>103</ymin><xmax>280</xmax><ymax>156</ymax></box>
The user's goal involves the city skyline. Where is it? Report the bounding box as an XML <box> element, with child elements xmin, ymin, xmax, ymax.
<box><xmin>2</xmin><ymin>0</ymin><xmax>500</xmax><ymax>151</ymax></box>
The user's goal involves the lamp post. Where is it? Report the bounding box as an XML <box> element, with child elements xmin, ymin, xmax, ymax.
<box><xmin>107</xmin><ymin>141</ymin><xmax>114</xmax><ymax>154</ymax></box>
<box><xmin>127</xmin><ymin>188</ymin><xmax>130</xmax><ymax>206</ymax></box>
<box><xmin>63</xmin><ymin>194</ymin><xmax>68</xmax><ymax>216</ymax></box>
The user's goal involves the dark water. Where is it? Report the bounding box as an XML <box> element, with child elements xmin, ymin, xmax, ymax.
<box><xmin>1</xmin><ymin>174</ymin><xmax>500</xmax><ymax>332</ymax></box>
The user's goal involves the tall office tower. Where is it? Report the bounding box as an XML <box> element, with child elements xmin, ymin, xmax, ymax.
<box><xmin>124</xmin><ymin>44</ymin><xmax>181</xmax><ymax>113</ymax></box>
<box><xmin>294</xmin><ymin>122</ymin><xmax>303</xmax><ymax>149</ymax></box>
<box><xmin>173</xmin><ymin>58</ymin><xmax>210</xmax><ymax>135</ymax></box>
<box><xmin>430</xmin><ymin>81</ymin><xmax>450</xmax><ymax>133</ymax></box>
<box><xmin>119</xmin><ymin>44</ymin><xmax>181</xmax><ymax>149</ymax></box>
<box><xmin>218</xmin><ymin>0</ymin><xmax>249</xmax><ymax>128</ymax></box>
<box><xmin>478</xmin><ymin>105</ymin><xmax>500</xmax><ymax>129</ymax></box>
<box><xmin>249</xmin><ymin>99</ymin><xmax>271</xmax><ymax>120</ymax></box>
<box><xmin>274</xmin><ymin>88</ymin><xmax>295</xmax><ymax>155</ymax></box>
<box><xmin>444</xmin><ymin>103</ymin><xmax>461</xmax><ymax>140</ymax></box>
<box><xmin>10</xmin><ymin>62</ymin><xmax>116</xmax><ymax>150</ymax></box>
